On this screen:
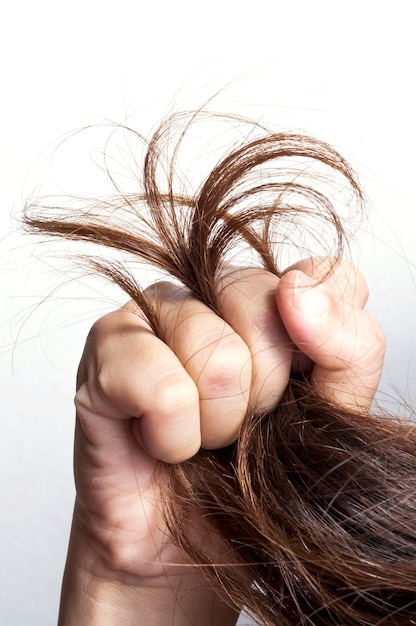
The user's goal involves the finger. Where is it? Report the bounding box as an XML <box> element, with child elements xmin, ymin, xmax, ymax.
<box><xmin>217</xmin><ymin>268</ymin><xmax>294</xmax><ymax>414</ymax></box>
<box><xmin>145</xmin><ymin>282</ymin><xmax>252</xmax><ymax>450</ymax></box>
<box><xmin>276</xmin><ymin>261</ymin><xmax>385</xmax><ymax>411</ymax></box>
<box><xmin>282</xmin><ymin>258</ymin><xmax>369</xmax><ymax>376</ymax></box>
<box><xmin>75</xmin><ymin>306</ymin><xmax>201</xmax><ymax>463</ymax></box>
<box><xmin>283</xmin><ymin>257</ymin><xmax>369</xmax><ymax>309</ymax></box>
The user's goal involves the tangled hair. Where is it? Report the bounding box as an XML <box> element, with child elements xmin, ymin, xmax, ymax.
<box><xmin>24</xmin><ymin>111</ymin><xmax>416</xmax><ymax>625</ymax></box>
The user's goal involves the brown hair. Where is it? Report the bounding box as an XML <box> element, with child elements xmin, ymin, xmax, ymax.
<box><xmin>24</xmin><ymin>111</ymin><xmax>416</xmax><ymax>624</ymax></box>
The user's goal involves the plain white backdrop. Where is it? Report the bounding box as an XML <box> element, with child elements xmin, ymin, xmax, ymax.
<box><xmin>1</xmin><ymin>2</ymin><xmax>415</xmax><ymax>624</ymax></box>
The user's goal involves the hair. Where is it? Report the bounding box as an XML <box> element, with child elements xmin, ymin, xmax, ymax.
<box><xmin>24</xmin><ymin>110</ymin><xmax>416</xmax><ymax>625</ymax></box>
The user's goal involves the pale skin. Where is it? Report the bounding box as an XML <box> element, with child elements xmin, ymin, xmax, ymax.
<box><xmin>59</xmin><ymin>258</ymin><xmax>386</xmax><ymax>625</ymax></box>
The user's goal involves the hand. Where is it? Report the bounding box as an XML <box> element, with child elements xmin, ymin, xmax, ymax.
<box><xmin>60</xmin><ymin>258</ymin><xmax>385</xmax><ymax>625</ymax></box>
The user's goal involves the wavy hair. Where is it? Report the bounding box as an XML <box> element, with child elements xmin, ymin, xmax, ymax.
<box><xmin>24</xmin><ymin>111</ymin><xmax>416</xmax><ymax>625</ymax></box>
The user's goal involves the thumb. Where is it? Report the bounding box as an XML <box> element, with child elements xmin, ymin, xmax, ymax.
<box><xmin>276</xmin><ymin>267</ymin><xmax>385</xmax><ymax>411</ymax></box>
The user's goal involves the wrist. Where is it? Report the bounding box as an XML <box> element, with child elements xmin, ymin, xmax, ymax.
<box><xmin>59</xmin><ymin>522</ymin><xmax>147</xmax><ymax>625</ymax></box>
<box><xmin>59</xmin><ymin>506</ymin><xmax>239</xmax><ymax>626</ymax></box>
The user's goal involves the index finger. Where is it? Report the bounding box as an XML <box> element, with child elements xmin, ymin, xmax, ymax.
<box><xmin>75</xmin><ymin>305</ymin><xmax>201</xmax><ymax>463</ymax></box>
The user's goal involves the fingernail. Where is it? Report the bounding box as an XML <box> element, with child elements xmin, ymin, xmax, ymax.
<box><xmin>293</xmin><ymin>271</ymin><xmax>330</xmax><ymax>317</ymax></box>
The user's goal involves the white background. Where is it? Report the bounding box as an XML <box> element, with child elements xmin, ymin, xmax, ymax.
<box><xmin>1</xmin><ymin>2</ymin><xmax>415</xmax><ymax>624</ymax></box>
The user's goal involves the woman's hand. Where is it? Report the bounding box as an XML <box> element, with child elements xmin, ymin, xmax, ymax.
<box><xmin>59</xmin><ymin>258</ymin><xmax>385</xmax><ymax>625</ymax></box>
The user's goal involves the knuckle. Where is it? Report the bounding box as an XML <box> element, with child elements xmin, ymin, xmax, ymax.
<box><xmin>368</xmin><ymin>320</ymin><xmax>386</xmax><ymax>361</ymax></box>
<box><xmin>92</xmin><ymin>361</ymin><xmax>117</xmax><ymax>401</ymax></box>
<box><xmin>74</xmin><ymin>383</ymin><xmax>89</xmax><ymax>413</ymax></box>
<box><xmin>355</xmin><ymin>317</ymin><xmax>386</xmax><ymax>371</ymax></box>
<box><xmin>151</xmin><ymin>371</ymin><xmax>199</xmax><ymax>418</ymax></box>
<box><xmin>145</xmin><ymin>281</ymin><xmax>191</xmax><ymax>306</ymax></box>
<box><xmin>197</xmin><ymin>335</ymin><xmax>251</xmax><ymax>398</ymax></box>
<box><xmin>85</xmin><ymin>310</ymin><xmax>119</xmax><ymax>343</ymax></box>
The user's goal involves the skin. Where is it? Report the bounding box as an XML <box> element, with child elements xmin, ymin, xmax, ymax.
<box><xmin>59</xmin><ymin>258</ymin><xmax>385</xmax><ymax>625</ymax></box>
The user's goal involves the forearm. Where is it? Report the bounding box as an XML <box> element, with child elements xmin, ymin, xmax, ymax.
<box><xmin>59</xmin><ymin>518</ymin><xmax>239</xmax><ymax>626</ymax></box>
